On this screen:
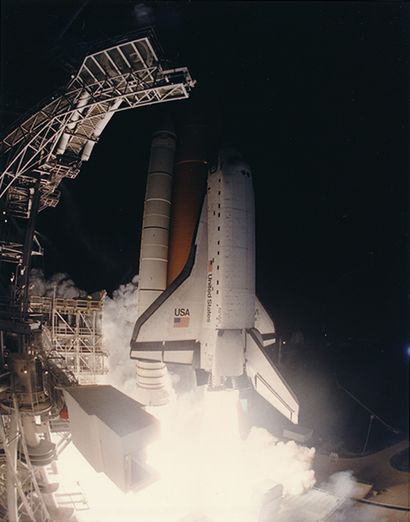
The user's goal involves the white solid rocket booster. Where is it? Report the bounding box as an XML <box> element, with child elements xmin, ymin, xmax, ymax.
<box><xmin>135</xmin><ymin>125</ymin><xmax>176</xmax><ymax>405</ymax></box>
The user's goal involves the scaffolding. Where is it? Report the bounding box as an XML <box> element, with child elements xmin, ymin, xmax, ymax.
<box><xmin>30</xmin><ymin>294</ymin><xmax>107</xmax><ymax>384</ymax></box>
<box><xmin>0</xmin><ymin>397</ymin><xmax>55</xmax><ymax>522</ymax></box>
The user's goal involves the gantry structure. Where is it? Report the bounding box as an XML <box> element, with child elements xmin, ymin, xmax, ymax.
<box><xmin>0</xmin><ymin>30</ymin><xmax>194</xmax><ymax>204</ymax></box>
<box><xmin>0</xmin><ymin>30</ymin><xmax>194</xmax><ymax>265</ymax></box>
<box><xmin>30</xmin><ymin>294</ymin><xmax>106</xmax><ymax>384</ymax></box>
<box><xmin>0</xmin><ymin>30</ymin><xmax>195</xmax><ymax>522</ymax></box>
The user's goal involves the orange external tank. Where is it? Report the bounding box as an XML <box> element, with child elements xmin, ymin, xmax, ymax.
<box><xmin>167</xmin><ymin>123</ymin><xmax>208</xmax><ymax>286</ymax></box>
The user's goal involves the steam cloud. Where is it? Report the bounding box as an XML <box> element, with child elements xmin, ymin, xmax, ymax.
<box><xmin>99</xmin><ymin>278</ymin><xmax>385</xmax><ymax>522</ymax></box>
<box><xmin>29</xmin><ymin>269</ymin><xmax>139</xmax><ymax>394</ymax></box>
<box><xmin>100</xmin><ymin>277</ymin><xmax>319</xmax><ymax>520</ymax></box>
<box><xmin>30</xmin><ymin>268</ymin><xmax>86</xmax><ymax>298</ymax></box>
<box><xmin>31</xmin><ymin>271</ymin><xmax>377</xmax><ymax>521</ymax></box>
<box><xmin>321</xmin><ymin>471</ymin><xmax>389</xmax><ymax>522</ymax></box>
<box><xmin>101</xmin><ymin>275</ymin><xmax>140</xmax><ymax>396</ymax></box>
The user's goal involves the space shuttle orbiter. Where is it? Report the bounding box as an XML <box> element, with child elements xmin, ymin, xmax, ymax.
<box><xmin>130</xmin><ymin>141</ymin><xmax>299</xmax><ymax>424</ymax></box>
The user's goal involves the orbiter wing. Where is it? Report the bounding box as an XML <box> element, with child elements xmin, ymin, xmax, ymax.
<box><xmin>130</xmin><ymin>201</ymin><xmax>207</xmax><ymax>365</ymax></box>
<box><xmin>246</xmin><ymin>329</ymin><xmax>299</xmax><ymax>423</ymax></box>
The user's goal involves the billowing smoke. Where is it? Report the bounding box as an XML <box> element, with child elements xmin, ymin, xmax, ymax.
<box><xmin>321</xmin><ymin>471</ymin><xmax>387</xmax><ymax>522</ymax></box>
<box><xmin>35</xmin><ymin>271</ymin><xmax>374</xmax><ymax>521</ymax></box>
<box><xmin>101</xmin><ymin>275</ymin><xmax>140</xmax><ymax>396</ymax></box>
<box><xmin>142</xmin><ymin>391</ymin><xmax>317</xmax><ymax>522</ymax></box>
<box><xmin>29</xmin><ymin>270</ymin><xmax>140</xmax><ymax>392</ymax></box>
<box><xmin>97</xmin><ymin>277</ymin><xmax>319</xmax><ymax>521</ymax></box>
<box><xmin>29</xmin><ymin>268</ymin><xmax>86</xmax><ymax>298</ymax></box>
<box><xmin>323</xmin><ymin>470</ymin><xmax>358</xmax><ymax>499</ymax></box>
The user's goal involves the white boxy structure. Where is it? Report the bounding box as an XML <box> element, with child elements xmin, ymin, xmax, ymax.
<box><xmin>63</xmin><ymin>385</ymin><xmax>159</xmax><ymax>492</ymax></box>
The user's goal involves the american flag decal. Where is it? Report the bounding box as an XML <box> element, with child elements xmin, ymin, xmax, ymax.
<box><xmin>208</xmin><ymin>259</ymin><xmax>214</xmax><ymax>272</ymax></box>
<box><xmin>174</xmin><ymin>316</ymin><xmax>190</xmax><ymax>328</ymax></box>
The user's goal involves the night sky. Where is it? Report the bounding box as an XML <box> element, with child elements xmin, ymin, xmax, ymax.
<box><xmin>1</xmin><ymin>1</ymin><xmax>408</xmax><ymax>433</ymax></box>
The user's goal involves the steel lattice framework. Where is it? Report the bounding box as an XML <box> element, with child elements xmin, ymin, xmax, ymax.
<box><xmin>0</xmin><ymin>32</ymin><xmax>194</xmax><ymax>522</ymax></box>
<box><xmin>0</xmin><ymin>33</ymin><xmax>195</xmax><ymax>215</ymax></box>
<box><xmin>30</xmin><ymin>295</ymin><xmax>106</xmax><ymax>384</ymax></box>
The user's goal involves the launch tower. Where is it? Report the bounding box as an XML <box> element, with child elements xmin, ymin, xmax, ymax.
<box><xmin>0</xmin><ymin>31</ymin><xmax>194</xmax><ymax>521</ymax></box>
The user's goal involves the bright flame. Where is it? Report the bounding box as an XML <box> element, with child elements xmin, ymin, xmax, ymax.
<box><xmin>25</xmin><ymin>274</ymin><xmax>321</xmax><ymax>520</ymax></box>
<box><xmin>55</xmin><ymin>388</ymin><xmax>315</xmax><ymax>522</ymax></box>
<box><xmin>145</xmin><ymin>390</ymin><xmax>249</xmax><ymax>522</ymax></box>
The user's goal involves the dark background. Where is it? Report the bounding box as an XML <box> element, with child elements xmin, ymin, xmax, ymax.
<box><xmin>1</xmin><ymin>1</ymin><xmax>408</xmax><ymax>447</ymax></box>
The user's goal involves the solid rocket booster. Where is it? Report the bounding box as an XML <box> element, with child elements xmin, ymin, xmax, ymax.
<box><xmin>135</xmin><ymin>125</ymin><xmax>176</xmax><ymax>405</ymax></box>
<box><xmin>138</xmin><ymin>126</ymin><xmax>176</xmax><ymax>314</ymax></box>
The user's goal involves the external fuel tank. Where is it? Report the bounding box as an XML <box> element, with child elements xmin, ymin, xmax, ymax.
<box><xmin>166</xmin><ymin>123</ymin><xmax>208</xmax><ymax>285</ymax></box>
